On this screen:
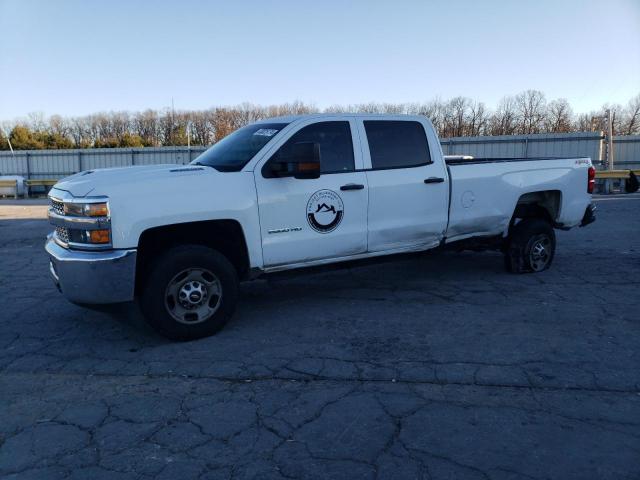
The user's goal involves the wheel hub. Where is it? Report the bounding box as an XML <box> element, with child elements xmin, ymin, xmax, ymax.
<box><xmin>164</xmin><ymin>268</ymin><xmax>222</xmax><ymax>324</ymax></box>
<box><xmin>529</xmin><ymin>236</ymin><xmax>551</xmax><ymax>271</ymax></box>
<box><xmin>532</xmin><ymin>243</ymin><xmax>546</xmax><ymax>258</ymax></box>
<box><xmin>178</xmin><ymin>280</ymin><xmax>207</xmax><ymax>309</ymax></box>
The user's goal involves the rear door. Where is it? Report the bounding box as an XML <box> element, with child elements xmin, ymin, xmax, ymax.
<box><xmin>254</xmin><ymin>119</ymin><xmax>369</xmax><ymax>268</ymax></box>
<box><xmin>358</xmin><ymin>118</ymin><xmax>449</xmax><ymax>252</ymax></box>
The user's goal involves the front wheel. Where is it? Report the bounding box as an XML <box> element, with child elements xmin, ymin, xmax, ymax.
<box><xmin>504</xmin><ymin>218</ymin><xmax>556</xmax><ymax>273</ymax></box>
<box><xmin>140</xmin><ymin>245</ymin><xmax>238</xmax><ymax>341</ymax></box>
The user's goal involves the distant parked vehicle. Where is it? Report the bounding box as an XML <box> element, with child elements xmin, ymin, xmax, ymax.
<box><xmin>45</xmin><ymin>114</ymin><xmax>596</xmax><ymax>340</ymax></box>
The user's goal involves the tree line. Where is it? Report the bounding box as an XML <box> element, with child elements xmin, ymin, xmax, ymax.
<box><xmin>1</xmin><ymin>91</ymin><xmax>639</xmax><ymax>151</ymax></box>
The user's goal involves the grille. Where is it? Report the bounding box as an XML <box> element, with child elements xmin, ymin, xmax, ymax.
<box><xmin>55</xmin><ymin>226</ymin><xmax>70</xmax><ymax>244</ymax></box>
<box><xmin>50</xmin><ymin>198</ymin><xmax>64</xmax><ymax>216</ymax></box>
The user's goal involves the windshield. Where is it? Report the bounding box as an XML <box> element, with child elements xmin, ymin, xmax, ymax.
<box><xmin>192</xmin><ymin>122</ymin><xmax>288</xmax><ymax>172</ymax></box>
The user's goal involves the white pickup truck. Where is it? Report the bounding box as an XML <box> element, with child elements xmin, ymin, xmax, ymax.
<box><xmin>46</xmin><ymin>114</ymin><xmax>596</xmax><ymax>340</ymax></box>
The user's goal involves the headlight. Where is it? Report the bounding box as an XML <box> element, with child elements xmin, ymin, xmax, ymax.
<box><xmin>64</xmin><ymin>202</ymin><xmax>109</xmax><ymax>217</ymax></box>
<box><xmin>49</xmin><ymin>195</ymin><xmax>112</xmax><ymax>249</ymax></box>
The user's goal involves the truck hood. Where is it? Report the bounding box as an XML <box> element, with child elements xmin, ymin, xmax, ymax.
<box><xmin>54</xmin><ymin>164</ymin><xmax>208</xmax><ymax>197</ymax></box>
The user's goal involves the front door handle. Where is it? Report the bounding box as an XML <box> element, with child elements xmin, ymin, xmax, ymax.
<box><xmin>340</xmin><ymin>183</ymin><xmax>365</xmax><ymax>191</ymax></box>
<box><xmin>424</xmin><ymin>177</ymin><xmax>445</xmax><ymax>184</ymax></box>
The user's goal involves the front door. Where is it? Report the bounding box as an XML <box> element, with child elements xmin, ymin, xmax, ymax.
<box><xmin>254</xmin><ymin>119</ymin><xmax>368</xmax><ymax>268</ymax></box>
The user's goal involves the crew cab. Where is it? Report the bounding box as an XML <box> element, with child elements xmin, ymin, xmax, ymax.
<box><xmin>46</xmin><ymin>114</ymin><xmax>596</xmax><ymax>340</ymax></box>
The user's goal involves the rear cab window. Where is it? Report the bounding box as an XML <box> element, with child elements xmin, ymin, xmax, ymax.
<box><xmin>363</xmin><ymin>120</ymin><xmax>431</xmax><ymax>169</ymax></box>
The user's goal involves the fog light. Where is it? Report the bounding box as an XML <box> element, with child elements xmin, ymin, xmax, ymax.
<box><xmin>89</xmin><ymin>229</ymin><xmax>110</xmax><ymax>244</ymax></box>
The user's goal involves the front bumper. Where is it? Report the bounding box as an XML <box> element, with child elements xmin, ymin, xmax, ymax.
<box><xmin>580</xmin><ymin>203</ymin><xmax>596</xmax><ymax>227</ymax></box>
<box><xmin>46</xmin><ymin>234</ymin><xmax>137</xmax><ymax>304</ymax></box>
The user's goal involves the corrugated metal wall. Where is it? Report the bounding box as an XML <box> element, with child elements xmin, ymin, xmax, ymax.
<box><xmin>1</xmin><ymin>133</ymin><xmax>639</xmax><ymax>180</ymax></box>
<box><xmin>612</xmin><ymin>135</ymin><xmax>640</xmax><ymax>170</ymax></box>
<box><xmin>439</xmin><ymin>132</ymin><xmax>605</xmax><ymax>163</ymax></box>
<box><xmin>0</xmin><ymin>147</ymin><xmax>207</xmax><ymax>179</ymax></box>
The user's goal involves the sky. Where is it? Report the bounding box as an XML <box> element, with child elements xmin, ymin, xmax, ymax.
<box><xmin>1</xmin><ymin>0</ymin><xmax>639</xmax><ymax>120</ymax></box>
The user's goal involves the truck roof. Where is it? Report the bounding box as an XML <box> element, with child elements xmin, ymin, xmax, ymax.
<box><xmin>257</xmin><ymin>113</ymin><xmax>429</xmax><ymax>123</ymax></box>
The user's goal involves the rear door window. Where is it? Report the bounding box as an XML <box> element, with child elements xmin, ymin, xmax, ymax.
<box><xmin>364</xmin><ymin>121</ymin><xmax>431</xmax><ymax>169</ymax></box>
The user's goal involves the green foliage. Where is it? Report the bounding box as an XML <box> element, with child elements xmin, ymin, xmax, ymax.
<box><xmin>42</xmin><ymin>133</ymin><xmax>74</xmax><ymax>149</ymax></box>
<box><xmin>167</xmin><ymin>126</ymin><xmax>188</xmax><ymax>146</ymax></box>
<box><xmin>94</xmin><ymin>137</ymin><xmax>120</xmax><ymax>148</ymax></box>
<box><xmin>120</xmin><ymin>133</ymin><xmax>144</xmax><ymax>147</ymax></box>
<box><xmin>10</xmin><ymin>126</ymin><xmax>45</xmax><ymax>149</ymax></box>
<box><xmin>4</xmin><ymin>126</ymin><xmax>74</xmax><ymax>150</ymax></box>
<box><xmin>0</xmin><ymin>129</ymin><xmax>9</xmax><ymax>150</ymax></box>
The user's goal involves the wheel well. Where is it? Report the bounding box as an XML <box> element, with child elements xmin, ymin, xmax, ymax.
<box><xmin>511</xmin><ymin>190</ymin><xmax>561</xmax><ymax>225</ymax></box>
<box><xmin>135</xmin><ymin>220</ymin><xmax>250</xmax><ymax>294</ymax></box>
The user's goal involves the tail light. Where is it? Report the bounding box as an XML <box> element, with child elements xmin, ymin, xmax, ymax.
<box><xmin>587</xmin><ymin>166</ymin><xmax>595</xmax><ymax>193</ymax></box>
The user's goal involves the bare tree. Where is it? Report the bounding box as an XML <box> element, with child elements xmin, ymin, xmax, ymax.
<box><xmin>27</xmin><ymin>112</ymin><xmax>47</xmax><ymax>132</ymax></box>
<box><xmin>599</xmin><ymin>103</ymin><xmax>624</xmax><ymax>135</ymax></box>
<box><xmin>467</xmin><ymin>100</ymin><xmax>489</xmax><ymax>136</ymax></box>
<box><xmin>4</xmin><ymin>93</ymin><xmax>640</xmax><ymax>151</ymax></box>
<box><xmin>574</xmin><ymin>112</ymin><xmax>597</xmax><ymax>132</ymax></box>
<box><xmin>48</xmin><ymin>115</ymin><xmax>70</xmax><ymax>137</ymax></box>
<box><xmin>133</xmin><ymin>110</ymin><xmax>160</xmax><ymax>146</ymax></box>
<box><xmin>489</xmin><ymin>96</ymin><xmax>518</xmax><ymax>135</ymax></box>
<box><xmin>515</xmin><ymin>90</ymin><xmax>547</xmax><ymax>134</ymax></box>
<box><xmin>188</xmin><ymin>110</ymin><xmax>214</xmax><ymax>146</ymax></box>
<box><xmin>545</xmin><ymin>99</ymin><xmax>573</xmax><ymax>133</ymax></box>
<box><xmin>620</xmin><ymin>94</ymin><xmax>640</xmax><ymax>135</ymax></box>
<box><xmin>442</xmin><ymin>97</ymin><xmax>472</xmax><ymax>137</ymax></box>
<box><xmin>417</xmin><ymin>99</ymin><xmax>445</xmax><ymax>136</ymax></box>
<box><xmin>69</xmin><ymin>117</ymin><xmax>87</xmax><ymax>146</ymax></box>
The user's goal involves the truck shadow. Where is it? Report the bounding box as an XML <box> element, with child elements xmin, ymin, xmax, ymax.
<box><xmin>94</xmin><ymin>250</ymin><xmax>506</xmax><ymax>340</ymax></box>
<box><xmin>239</xmin><ymin>250</ymin><xmax>506</xmax><ymax>308</ymax></box>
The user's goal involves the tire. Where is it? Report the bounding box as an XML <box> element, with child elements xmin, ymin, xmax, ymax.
<box><xmin>139</xmin><ymin>245</ymin><xmax>238</xmax><ymax>341</ymax></box>
<box><xmin>503</xmin><ymin>218</ymin><xmax>555</xmax><ymax>273</ymax></box>
<box><xmin>625</xmin><ymin>171</ymin><xmax>639</xmax><ymax>194</ymax></box>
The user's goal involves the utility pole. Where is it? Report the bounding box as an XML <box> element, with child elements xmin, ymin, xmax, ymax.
<box><xmin>1</xmin><ymin>127</ymin><xmax>15</xmax><ymax>177</ymax></box>
<box><xmin>600</xmin><ymin>109</ymin><xmax>616</xmax><ymax>194</ymax></box>
<box><xmin>606</xmin><ymin>109</ymin><xmax>614</xmax><ymax>171</ymax></box>
<box><xmin>2</xmin><ymin>127</ymin><xmax>15</xmax><ymax>156</ymax></box>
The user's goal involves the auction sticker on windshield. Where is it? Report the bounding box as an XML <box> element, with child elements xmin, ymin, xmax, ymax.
<box><xmin>254</xmin><ymin>129</ymin><xmax>279</xmax><ymax>136</ymax></box>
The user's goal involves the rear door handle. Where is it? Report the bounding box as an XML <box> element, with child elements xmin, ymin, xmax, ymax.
<box><xmin>340</xmin><ymin>183</ymin><xmax>365</xmax><ymax>191</ymax></box>
<box><xmin>424</xmin><ymin>177</ymin><xmax>445</xmax><ymax>184</ymax></box>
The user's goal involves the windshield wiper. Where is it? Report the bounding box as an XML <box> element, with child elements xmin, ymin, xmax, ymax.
<box><xmin>192</xmin><ymin>161</ymin><xmax>214</xmax><ymax>168</ymax></box>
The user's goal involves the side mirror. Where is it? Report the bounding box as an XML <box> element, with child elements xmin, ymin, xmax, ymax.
<box><xmin>267</xmin><ymin>142</ymin><xmax>321</xmax><ymax>179</ymax></box>
<box><xmin>291</xmin><ymin>142</ymin><xmax>321</xmax><ymax>179</ymax></box>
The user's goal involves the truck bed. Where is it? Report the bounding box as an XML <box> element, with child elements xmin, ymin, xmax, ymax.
<box><xmin>444</xmin><ymin>156</ymin><xmax>592</xmax><ymax>243</ymax></box>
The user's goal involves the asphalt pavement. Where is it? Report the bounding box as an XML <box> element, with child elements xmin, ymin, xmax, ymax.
<box><xmin>0</xmin><ymin>195</ymin><xmax>639</xmax><ymax>479</ymax></box>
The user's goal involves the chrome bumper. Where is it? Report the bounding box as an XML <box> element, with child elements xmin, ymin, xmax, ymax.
<box><xmin>45</xmin><ymin>234</ymin><xmax>137</xmax><ymax>304</ymax></box>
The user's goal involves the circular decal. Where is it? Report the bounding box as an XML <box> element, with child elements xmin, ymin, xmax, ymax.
<box><xmin>306</xmin><ymin>189</ymin><xmax>344</xmax><ymax>233</ymax></box>
<box><xmin>461</xmin><ymin>190</ymin><xmax>475</xmax><ymax>208</ymax></box>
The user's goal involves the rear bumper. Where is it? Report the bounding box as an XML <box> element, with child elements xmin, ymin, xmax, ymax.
<box><xmin>46</xmin><ymin>234</ymin><xmax>137</xmax><ymax>304</ymax></box>
<box><xmin>580</xmin><ymin>203</ymin><xmax>596</xmax><ymax>227</ymax></box>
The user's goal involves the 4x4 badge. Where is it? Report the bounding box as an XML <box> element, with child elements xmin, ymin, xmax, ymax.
<box><xmin>306</xmin><ymin>190</ymin><xmax>344</xmax><ymax>233</ymax></box>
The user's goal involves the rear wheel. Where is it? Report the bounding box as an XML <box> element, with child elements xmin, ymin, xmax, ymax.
<box><xmin>504</xmin><ymin>218</ymin><xmax>555</xmax><ymax>273</ymax></box>
<box><xmin>140</xmin><ymin>245</ymin><xmax>238</xmax><ymax>340</ymax></box>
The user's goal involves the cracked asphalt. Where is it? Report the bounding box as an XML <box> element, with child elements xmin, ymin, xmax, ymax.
<box><xmin>0</xmin><ymin>195</ymin><xmax>639</xmax><ymax>479</ymax></box>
